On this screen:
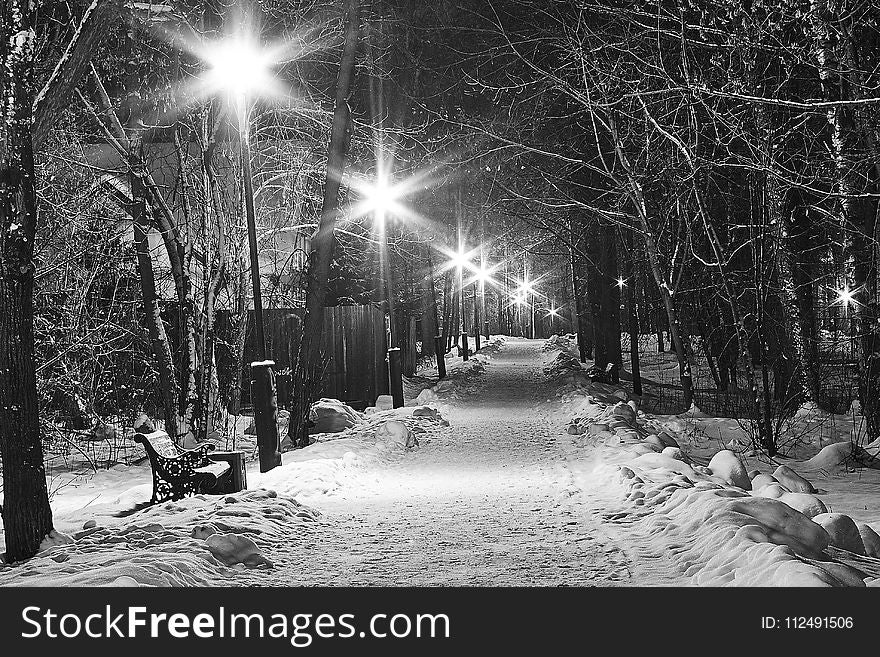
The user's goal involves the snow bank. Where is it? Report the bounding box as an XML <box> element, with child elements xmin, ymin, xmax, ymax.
<box><xmin>542</xmin><ymin>333</ymin><xmax>578</xmax><ymax>354</ymax></box>
<box><xmin>309</xmin><ymin>398</ymin><xmax>364</xmax><ymax>433</ymax></box>
<box><xmin>559</xmin><ymin>383</ymin><xmax>880</xmax><ymax>586</ymax></box>
<box><xmin>415</xmin><ymin>336</ymin><xmax>506</xmax><ymax>404</ymax></box>
<box><xmin>799</xmin><ymin>441</ymin><xmax>880</xmax><ymax>472</ymax></box>
<box><xmin>0</xmin><ymin>489</ymin><xmax>317</xmax><ymax>586</ymax></box>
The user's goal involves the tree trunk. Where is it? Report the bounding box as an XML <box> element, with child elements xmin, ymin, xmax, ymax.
<box><xmin>602</xmin><ymin>221</ymin><xmax>622</xmax><ymax>380</ymax></box>
<box><xmin>774</xmin><ymin>185</ymin><xmax>823</xmax><ymax>407</ymax></box>
<box><xmin>420</xmin><ymin>247</ymin><xmax>439</xmax><ymax>357</ymax></box>
<box><xmin>125</xmin><ymin>29</ymin><xmax>179</xmax><ymax>439</ymax></box>
<box><xmin>626</xmin><ymin>231</ymin><xmax>641</xmax><ymax>395</ymax></box>
<box><xmin>133</xmin><ymin>194</ymin><xmax>179</xmax><ymax>437</ymax></box>
<box><xmin>31</xmin><ymin>0</ymin><xmax>124</xmax><ymax>149</ymax></box>
<box><xmin>568</xmin><ymin>217</ymin><xmax>590</xmax><ymax>362</ymax></box>
<box><xmin>289</xmin><ymin>0</ymin><xmax>360</xmax><ymax>449</ymax></box>
<box><xmin>1</xmin><ymin>4</ymin><xmax>54</xmax><ymax>561</ymax></box>
<box><xmin>441</xmin><ymin>269</ymin><xmax>452</xmax><ymax>349</ymax></box>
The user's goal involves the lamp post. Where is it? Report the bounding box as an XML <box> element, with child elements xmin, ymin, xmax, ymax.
<box><xmin>364</xmin><ymin>174</ymin><xmax>405</xmax><ymax>407</ymax></box>
<box><xmin>202</xmin><ymin>34</ymin><xmax>281</xmax><ymax>472</ymax></box>
<box><xmin>237</xmin><ymin>97</ymin><xmax>267</xmax><ymax>361</ymax></box>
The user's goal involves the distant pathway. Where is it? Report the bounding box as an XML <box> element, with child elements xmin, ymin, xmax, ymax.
<box><xmin>253</xmin><ymin>339</ymin><xmax>658</xmax><ymax>585</ymax></box>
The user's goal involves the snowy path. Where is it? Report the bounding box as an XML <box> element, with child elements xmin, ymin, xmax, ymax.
<box><xmin>246</xmin><ymin>340</ymin><xmax>671</xmax><ymax>585</ymax></box>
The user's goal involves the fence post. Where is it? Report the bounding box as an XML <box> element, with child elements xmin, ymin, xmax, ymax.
<box><xmin>434</xmin><ymin>335</ymin><xmax>446</xmax><ymax>379</ymax></box>
<box><xmin>388</xmin><ymin>347</ymin><xmax>404</xmax><ymax>408</ymax></box>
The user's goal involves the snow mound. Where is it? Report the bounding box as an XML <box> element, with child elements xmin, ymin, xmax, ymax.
<box><xmin>542</xmin><ymin>350</ymin><xmax>583</xmax><ymax>378</ymax></box>
<box><xmin>309</xmin><ymin>398</ymin><xmax>364</xmax><ymax>434</ymax></box>
<box><xmin>799</xmin><ymin>441</ymin><xmax>880</xmax><ymax>471</ymax></box>
<box><xmin>778</xmin><ymin>492</ymin><xmax>827</xmax><ymax>519</ymax></box>
<box><xmin>564</xmin><ymin>388</ymin><xmax>875</xmax><ymax>586</ymax></box>
<box><xmin>376</xmin><ymin>420</ymin><xmax>417</xmax><ymax>449</ymax></box>
<box><xmin>813</xmin><ymin>513</ymin><xmax>866</xmax><ymax>555</ymax></box>
<box><xmin>773</xmin><ymin>465</ymin><xmax>816</xmax><ymax>494</ymax></box>
<box><xmin>542</xmin><ymin>333</ymin><xmax>577</xmax><ymax>353</ymax></box>
<box><xmin>415</xmin><ymin>339</ymin><xmax>505</xmax><ymax>402</ymax></box>
<box><xmin>858</xmin><ymin>524</ymin><xmax>880</xmax><ymax>558</ymax></box>
<box><xmin>1</xmin><ymin>490</ymin><xmax>318</xmax><ymax>586</ymax></box>
<box><xmin>707</xmin><ymin>450</ymin><xmax>751</xmax><ymax>490</ymax></box>
<box><xmin>205</xmin><ymin>533</ymin><xmax>272</xmax><ymax>568</ymax></box>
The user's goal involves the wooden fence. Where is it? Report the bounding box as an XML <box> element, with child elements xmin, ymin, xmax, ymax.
<box><xmin>221</xmin><ymin>304</ymin><xmax>388</xmax><ymax>411</ymax></box>
<box><xmin>637</xmin><ymin>380</ymin><xmax>759</xmax><ymax>419</ymax></box>
<box><xmin>637</xmin><ymin>379</ymin><xmax>857</xmax><ymax>418</ymax></box>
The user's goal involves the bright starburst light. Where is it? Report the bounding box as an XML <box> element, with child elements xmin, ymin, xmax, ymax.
<box><xmin>835</xmin><ymin>284</ymin><xmax>860</xmax><ymax>313</ymax></box>
<box><xmin>465</xmin><ymin>261</ymin><xmax>503</xmax><ymax>289</ymax></box>
<box><xmin>159</xmin><ymin>4</ymin><xmax>327</xmax><ymax>113</ymax></box>
<box><xmin>436</xmin><ymin>244</ymin><xmax>482</xmax><ymax>277</ymax></box>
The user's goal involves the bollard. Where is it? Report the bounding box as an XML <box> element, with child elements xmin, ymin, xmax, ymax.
<box><xmin>250</xmin><ymin>360</ymin><xmax>281</xmax><ymax>473</ymax></box>
<box><xmin>434</xmin><ymin>335</ymin><xmax>447</xmax><ymax>379</ymax></box>
<box><xmin>388</xmin><ymin>347</ymin><xmax>404</xmax><ymax>408</ymax></box>
<box><xmin>461</xmin><ymin>331</ymin><xmax>469</xmax><ymax>361</ymax></box>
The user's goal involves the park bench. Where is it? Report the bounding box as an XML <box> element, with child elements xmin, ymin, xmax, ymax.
<box><xmin>133</xmin><ymin>430</ymin><xmax>231</xmax><ymax>503</ymax></box>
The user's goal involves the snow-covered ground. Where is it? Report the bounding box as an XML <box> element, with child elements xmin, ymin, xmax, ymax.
<box><xmin>2</xmin><ymin>334</ymin><xmax>878</xmax><ymax>586</ymax></box>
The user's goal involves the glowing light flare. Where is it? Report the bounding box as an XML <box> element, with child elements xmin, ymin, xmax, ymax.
<box><xmin>201</xmin><ymin>35</ymin><xmax>277</xmax><ymax>100</ymax></box>
<box><xmin>348</xmin><ymin>164</ymin><xmax>442</xmax><ymax>231</ymax></box>
<box><xmin>512</xmin><ymin>274</ymin><xmax>546</xmax><ymax>301</ymax></box>
<box><xmin>616</xmin><ymin>277</ymin><xmax>627</xmax><ymax>289</ymax></box>
<box><xmin>836</xmin><ymin>286</ymin><xmax>855</xmax><ymax>306</ymax></box>
<box><xmin>436</xmin><ymin>244</ymin><xmax>482</xmax><ymax>277</ymax></box>
<box><xmin>164</xmin><ymin>8</ymin><xmax>330</xmax><ymax>113</ymax></box>
<box><xmin>465</xmin><ymin>261</ymin><xmax>503</xmax><ymax>289</ymax></box>
<box><xmin>358</xmin><ymin>174</ymin><xmax>404</xmax><ymax>229</ymax></box>
<box><xmin>834</xmin><ymin>285</ymin><xmax>862</xmax><ymax>316</ymax></box>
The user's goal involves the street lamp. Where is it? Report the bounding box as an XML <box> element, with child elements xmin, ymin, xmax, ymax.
<box><xmin>835</xmin><ymin>285</ymin><xmax>857</xmax><ymax>313</ymax></box>
<box><xmin>439</xmin><ymin>245</ymin><xmax>478</xmax><ymax>360</ymax></box>
<box><xmin>545</xmin><ymin>305</ymin><xmax>562</xmax><ymax>336</ymax></box>
<box><xmin>201</xmin><ymin>32</ymin><xmax>281</xmax><ymax>472</ymax></box>
<box><xmin>367</xmin><ymin>174</ymin><xmax>398</xmax><ymax>344</ymax></box>
<box><xmin>360</xmin><ymin>171</ymin><xmax>408</xmax><ymax>407</ymax></box>
<box><xmin>512</xmin><ymin>276</ymin><xmax>540</xmax><ymax>338</ymax></box>
<box><xmin>469</xmin><ymin>260</ymin><xmax>498</xmax><ymax>343</ymax></box>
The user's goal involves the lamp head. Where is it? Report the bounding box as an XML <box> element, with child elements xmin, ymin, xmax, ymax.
<box><xmin>836</xmin><ymin>285</ymin><xmax>856</xmax><ymax>307</ymax></box>
<box><xmin>203</xmin><ymin>35</ymin><xmax>274</xmax><ymax>100</ymax></box>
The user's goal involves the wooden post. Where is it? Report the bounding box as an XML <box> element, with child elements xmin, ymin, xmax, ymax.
<box><xmin>435</xmin><ymin>336</ymin><xmax>447</xmax><ymax>379</ymax></box>
<box><xmin>251</xmin><ymin>361</ymin><xmax>281</xmax><ymax>472</ymax></box>
<box><xmin>388</xmin><ymin>347</ymin><xmax>404</xmax><ymax>408</ymax></box>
